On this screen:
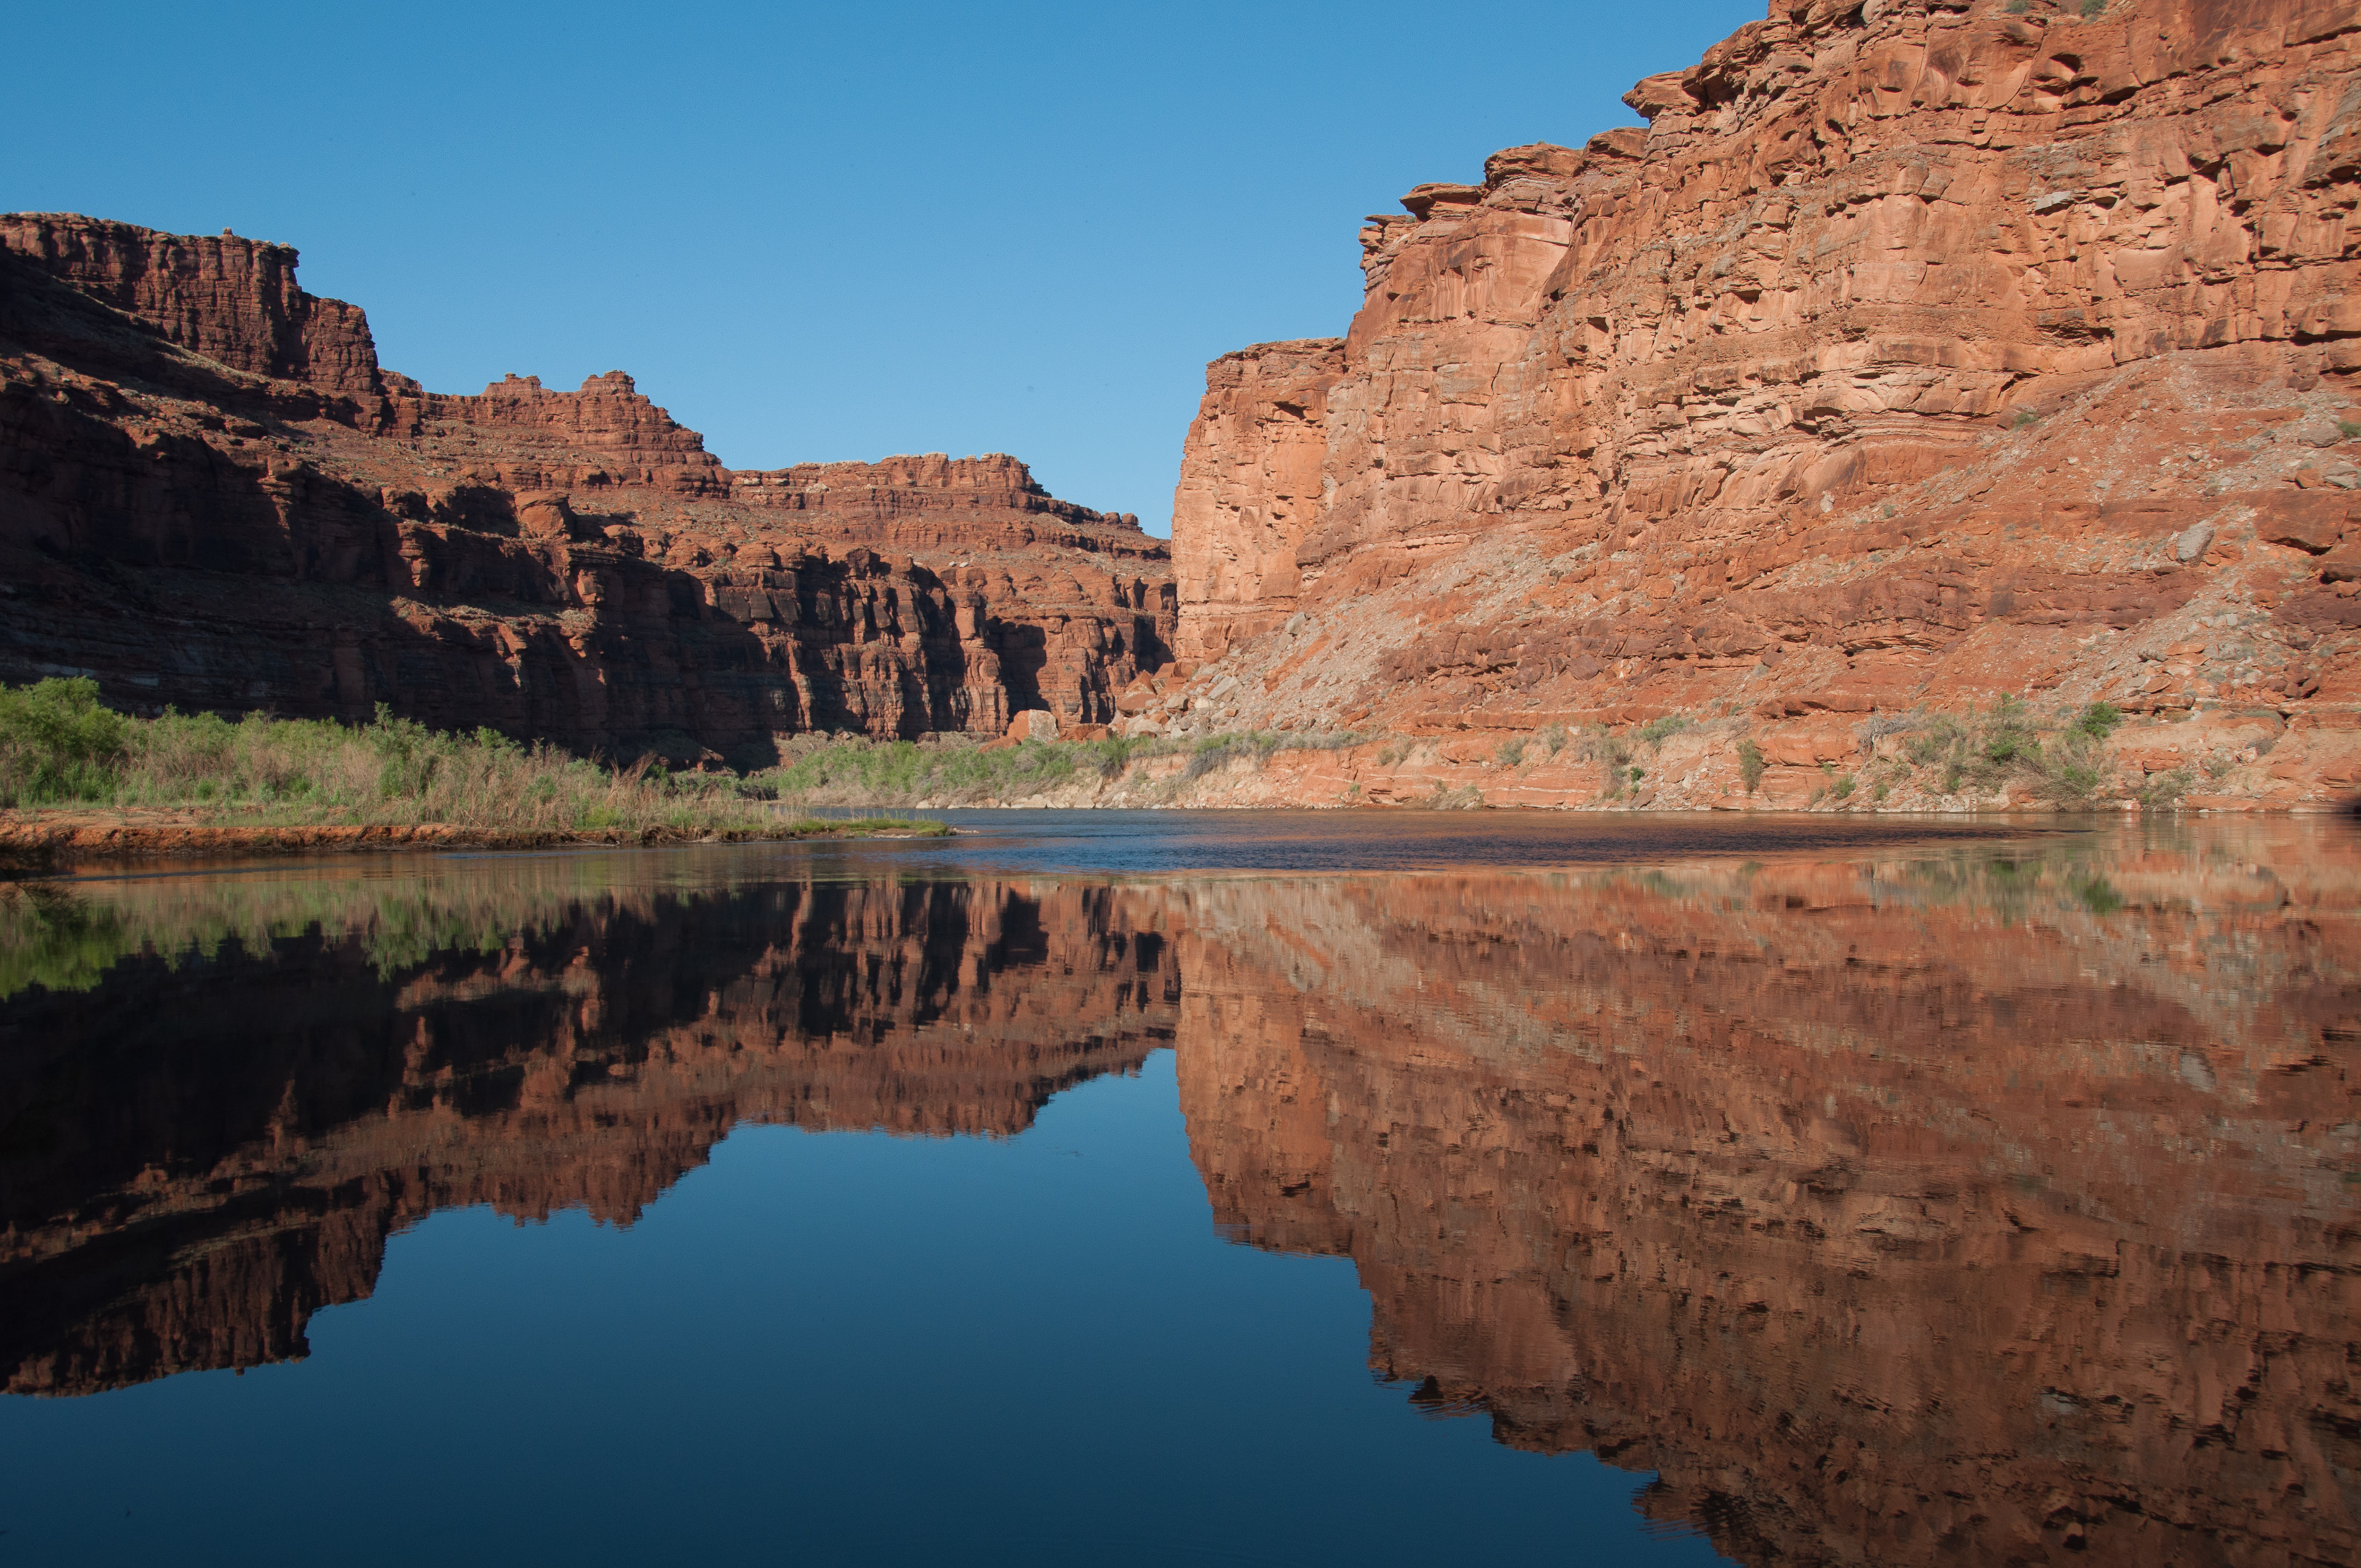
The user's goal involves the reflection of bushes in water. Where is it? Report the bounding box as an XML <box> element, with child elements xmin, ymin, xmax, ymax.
<box><xmin>1570</xmin><ymin>854</ymin><xmax>2127</xmax><ymax>922</ymax></box>
<box><xmin>2073</xmin><ymin>875</ymin><xmax>2125</xmax><ymax>915</ymax></box>
<box><xmin>1633</xmin><ymin>869</ymin><xmax>1690</xmax><ymax>901</ymax></box>
<box><xmin>1889</xmin><ymin>847</ymin><xmax>2136</xmax><ymax>925</ymax></box>
<box><xmin>0</xmin><ymin>862</ymin><xmax>738</xmax><ymax>1000</ymax></box>
<box><xmin>0</xmin><ymin>881</ymin><xmax>135</xmax><ymax>999</ymax></box>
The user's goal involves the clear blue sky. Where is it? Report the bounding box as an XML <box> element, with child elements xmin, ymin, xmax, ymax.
<box><xmin>9</xmin><ymin>1</ymin><xmax>1760</xmax><ymax>534</ymax></box>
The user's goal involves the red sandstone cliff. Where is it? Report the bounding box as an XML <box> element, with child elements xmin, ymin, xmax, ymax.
<box><xmin>1159</xmin><ymin>0</ymin><xmax>2361</xmax><ymax>808</ymax></box>
<box><xmin>0</xmin><ymin>215</ymin><xmax>1174</xmax><ymax>760</ymax></box>
<box><xmin>0</xmin><ymin>214</ymin><xmax>383</xmax><ymax>408</ymax></box>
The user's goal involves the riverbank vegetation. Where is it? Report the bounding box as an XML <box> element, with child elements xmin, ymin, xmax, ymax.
<box><xmin>0</xmin><ymin>679</ymin><xmax>943</xmax><ymax>839</ymax></box>
<box><xmin>753</xmin><ymin>728</ymin><xmax>1370</xmax><ymax>806</ymax></box>
<box><xmin>0</xmin><ymin>676</ymin><xmax>2191</xmax><ymax>829</ymax></box>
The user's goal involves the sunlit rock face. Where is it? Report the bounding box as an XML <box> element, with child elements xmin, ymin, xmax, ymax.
<box><xmin>0</xmin><ymin>871</ymin><xmax>1180</xmax><ymax>1396</ymax></box>
<box><xmin>1169</xmin><ymin>0</ymin><xmax>2361</xmax><ymax>807</ymax></box>
<box><xmin>1170</xmin><ymin>827</ymin><xmax>2361</xmax><ymax>1565</ymax></box>
<box><xmin>0</xmin><ymin>216</ymin><xmax>1173</xmax><ymax>759</ymax></box>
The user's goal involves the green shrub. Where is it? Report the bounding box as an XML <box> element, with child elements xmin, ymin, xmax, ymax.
<box><xmin>2078</xmin><ymin>0</ymin><xmax>2104</xmax><ymax>16</ymax></box>
<box><xmin>1833</xmin><ymin>774</ymin><xmax>1856</xmax><ymax>800</ymax></box>
<box><xmin>2138</xmin><ymin>767</ymin><xmax>2192</xmax><ymax>809</ymax></box>
<box><xmin>1185</xmin><ymin>735</ymin><xmax>1249</xmax><ymax>781</ymax></box>
<box><xmin>1539</xmin><ymin>722</ymin><xmax>1568</xmax><ymax>757</ymax></box>
<box><xmin>1738</xmin><ymin>738</ymin><xmax>1765</xmax><ymax>793</ymax></box>
<box><xmin>2074</xmin><ymin>700</ymin><xmax>2123</xmax><ymax>738</ymax></box>
<box><xmin>1496</xmin><ymin>738</ymin><xmax>1527</xmax><ymax>767</ymax></box>
<box><xmin>1900</xmin><ymin>697</ymin><xmax>2113</xmax><ymax>802</ymax></box>
<box><xmin>1634</xmin><ymin>713</ymin><xmax>1690</xmax><ymax>747</ymax></box>
<box><xmin>1581</xmin><ymin>724</ymin><xmax>1637</xmax><ymax>800</ymax></box>
<box><xmin>0</xmin><ymin>678</ymin><xmax>131</xmax><ymax>806</ymax></box>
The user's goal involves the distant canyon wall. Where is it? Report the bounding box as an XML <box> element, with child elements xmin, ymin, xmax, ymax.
<box><xmin>0</xmin><ymin>215</ymin><xmax>1174</xmax><ymax>759</ymax></box>
<box><xmin>1164</xmin><ymin>0</ymin><xmax>2361</xmax><ymax>806</ymax></box>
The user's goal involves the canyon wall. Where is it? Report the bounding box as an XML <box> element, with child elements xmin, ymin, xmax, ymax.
<box><xmin>0</xmin><ymin>213</ymin><xmax>384</xmax><ymax>408</ymax></box>
<box><xmin>0</xmin><ymin>215</ymin><xmax>1175</xmax><ymax>760</ymax></box>
<box><xmin>0</xmin><ymin>868</ymin><xmax>1180</xmax><ymax>1396</ymax></box>
<box><xmin>1158</xmin><ymin>0</ymin><xmax>2361</xmax><ymax>808</ymax></box>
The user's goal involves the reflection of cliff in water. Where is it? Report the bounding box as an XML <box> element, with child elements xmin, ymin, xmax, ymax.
<box><xmin>7</xmin><ymin>824</ymin><xmax>2360</xmax><ymax>1566</ymax></box>
<box><xmin>1175</xmin><ymin>831</ymin><xmax>2361</xmax><ymax>1567</ymax></box>
<box><xmin>0</xmin><ymin>871</ymin><xmax>1178</xmax><ymax>1396</ymax></box>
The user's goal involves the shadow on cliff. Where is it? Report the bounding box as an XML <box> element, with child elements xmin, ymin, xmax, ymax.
<box><xmin>1</xmin><ymin>253</ymin><xmax>796</xmax><ymax>764</ymax></box>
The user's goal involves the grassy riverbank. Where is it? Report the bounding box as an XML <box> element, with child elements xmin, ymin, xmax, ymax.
<box><xmin>0</xmin><ymin>679</ymin><xmax>947</xmax><ymax>847</ymax></box>
<box><xmin>751</xmin><ymin>728</ymin><xmax>1370</xmax><ymax>807</ymax></box>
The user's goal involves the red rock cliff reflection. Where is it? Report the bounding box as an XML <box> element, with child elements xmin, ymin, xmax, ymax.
<box><xmin>0</xmin><ymin>873</ymin><xmax>1178</xmax><ymax>1396</ymax></box>
<box><xmin>4</xmin><ymin>825</ymin><xmax>2357</xmax><ymax>1566</ymax></box>
<box><xmin>1174</xmin><ymin>824</ymin><xmax>2361</xmax><ymax>1566</ymax></box>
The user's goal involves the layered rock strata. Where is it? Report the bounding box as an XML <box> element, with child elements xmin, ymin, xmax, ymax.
<box><xmin>1160</xmin><ymin>0</ymin><xmax>2361</xmax><ymax>807</ymax></box>
<box><xmin>0</xmin><ymin>215</ymin><xmax>1174</xmax><ymax>761</ymax></box>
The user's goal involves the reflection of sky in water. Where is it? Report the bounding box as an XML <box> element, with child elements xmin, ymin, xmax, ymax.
<box><xmin>1</xmin><ymin>814</ymin><xmax>2355</xmax><ymax>1566</ymax></box>
<box><xmin>1</xmin><ymin>1056</ymin><xmax>1730</xmax><ymax>1567</ymax></box>
<box><xmin>794</xmin><ymin>807</ymin><xmax>2099</xmax><ymax>876</ymax></box>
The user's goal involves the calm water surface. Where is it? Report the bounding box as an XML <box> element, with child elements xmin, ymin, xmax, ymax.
<box><xmin>1</xmin><ymin>813</ymin><xmax>2354</xmax><ymax>1565</ymax></box>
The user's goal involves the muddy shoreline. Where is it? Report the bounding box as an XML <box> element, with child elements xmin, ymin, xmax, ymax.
<box><xmin>0</xmin><ymin>813</ymin><xmax>950</xmax><ymax>867</ymax></box>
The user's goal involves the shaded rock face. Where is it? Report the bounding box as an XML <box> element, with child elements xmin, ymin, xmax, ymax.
<box><xmin>0</xmin><ymin>218</ymin><xmax>1172</xmax><ymax>759</ymax></box>
<box><xmin>0</xmin><ymin>215</ymin><xmax>383</xmax><ymax>407</ymax></box>
<box><xmin>0</xmin><ymin>868</ymin><xmax>1180</xmax><ymax>1396</ymax></box>
<box><xmin>1167</xmin><ymin>0</ymin><xmax>2361</xmax><ymax>804</ymax></box>
<box><xmin>1171</xmin><ymin>827</ymin><xmax>2361</xmax><ymax>1566</ymax></box>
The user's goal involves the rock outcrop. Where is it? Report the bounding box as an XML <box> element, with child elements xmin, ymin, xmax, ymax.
<box><xmin>0</xmin><ymin>214</ymin><xmax>384</xmax><ymax>408</ymax></box>
<box><xmin>0</xmin><ymin>216</ymin><xmax>1174</xmax><ymax>761</ymax></box>
<box><xmin>1159</xmin><ymin>0</ymin><xmax>2361</xmax><ymax>808</ymax></box>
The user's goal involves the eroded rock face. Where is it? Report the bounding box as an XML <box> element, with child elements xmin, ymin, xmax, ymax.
<box><xmin>1171</xmin><ymin>826</ymin><xmax>2361</xmax><ymax>1565</ymax></box>
<box><xmin>0</xmin><ymin>871</ymin><xmax>1180</xmax><ymax>1396</ymax></box>
<box><xmin>1166</xmin><ymin>0</ymin><xmax>2361</xmax><ymax>807</ymax></box>
<box><xmin>0</xmin><ymin>220</ymin><xmax>1172</xmax><ymax>759</ymax></box>
<box><xmin>0</xmin><ymin>214</ymin><xmax>384</xmax><ymax>408</ymax></box>
<box><xmin>1170</xmin><ymin>339</ymin><xmax>1345</xmax><ymax>661</ymax></box>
